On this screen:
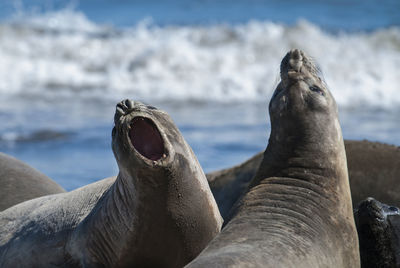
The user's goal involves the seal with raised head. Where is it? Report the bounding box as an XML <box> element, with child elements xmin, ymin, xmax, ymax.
<box><xmin>354</xmin><ymin>197</ymin><xmax>400</xmax><ymax>268</ymax></box>
<box><xmin>0</xmin><ymin>100</ymin><xmax>222</xmax><ymax>268</ymax></box>
<box><xmin>187</xmin><ymin>49</ymin><xmax>360</xmax><ymax>267</ymax></box>
<box><xmin>0</xmin><ymin>153</ymin><xmax>65</xmax><ymax>211</ymax></box>
<box><xmin>207</xmin><ymin>139</ymin><xmax>400</xmax><ymax>220</ymax></box>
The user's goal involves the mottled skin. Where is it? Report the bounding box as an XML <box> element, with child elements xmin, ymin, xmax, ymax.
<box><xmin>207</xmin><ymin>140</ymin><xmax>400</xmax><ymax>220</ymax></box>
<box><xmin>0</xmin><ymin>100</ymin><xmax>222</xmax><ymax>268</ymax></box>
<box><xmin>188</xmin><ymin>49</ymin><xmax>360</xmax><ymax>267</ymax></box>
<box><xmin>354</xmin><ymin>198</ymin><xmax>400</xmax><ymax>268</ymax></box>
<box><xmin>0</xmin><ymin>152</ymin><xmax>65</xmax><ymax>211</ymax></box>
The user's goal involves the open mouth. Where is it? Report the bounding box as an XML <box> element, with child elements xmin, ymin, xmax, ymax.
<box><xmin>129</xmin><ymin>117</ymin><xmax>165</xmax><ymax>161</ymax></box>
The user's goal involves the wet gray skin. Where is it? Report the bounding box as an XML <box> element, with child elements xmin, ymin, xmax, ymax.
<box><xmin>0</xmin><ymin>100</ymin><xmax>222</xmax><ymax>268</ymax></box>
<box><xmin>355</xmin><ymin>197</ymin><xmax>400</xmax><ymax>268</ymax></box>
<box><xmin>186</xmin><ymin>49</ymin><xmax>360</xmax><ymax>268</ymax></box>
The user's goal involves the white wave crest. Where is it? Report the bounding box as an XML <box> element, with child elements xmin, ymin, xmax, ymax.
<box><xmin>0</xmin><ymin>9</ymin><xmax>399</xmax><ymax>109</ymax></box>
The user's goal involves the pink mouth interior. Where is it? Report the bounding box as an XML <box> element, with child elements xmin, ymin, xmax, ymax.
<box><xmin>129</xmin><ymin>117</ymin><xmax>164</xmax><ymax>161</ymax></box>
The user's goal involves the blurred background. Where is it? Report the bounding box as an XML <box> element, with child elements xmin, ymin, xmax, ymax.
<box><xmin>0</xmin><ymin>0</ymin><xmax>399</xmax><ymax>190</ymax></box>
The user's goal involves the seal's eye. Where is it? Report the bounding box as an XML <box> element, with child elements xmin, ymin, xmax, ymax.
<box><xmin>309</xmin><ymin>85</ymin><xmax>324</xmax><ymax>95</ymax></box>
<box><xmin>389</xmin><ymin>206</ymin><xmax>399</xmax><ymax>213</ymax></box>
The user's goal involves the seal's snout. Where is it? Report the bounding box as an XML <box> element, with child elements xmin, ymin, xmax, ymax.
<box><xmin>280</xmin><ymin>48</ymin><xmax>306</xmax><ymax>79</ymax></box>
<box><xmin>288</xmin><ymin>49</ymin><xmax>303</xmax><ymax>72</ymax></box>
<box><xmin>290</xmin><ymin>49</ymin><xmax>302</xmax><ymax>60</ymax></box>
<box><xmin>115</xmin><ymin>99</ymin><xmax>135</xmax><ymax>124</ymax></box>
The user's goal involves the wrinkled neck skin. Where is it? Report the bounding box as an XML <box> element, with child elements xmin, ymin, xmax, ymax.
<box><xmin>66</xmin><ymin>165</ymin><xmax>168</xmax><ymax>267</ymax></box>
<box><xmin>68</xmin><ymin>162</ymin><xmax>196</xmax><ymax>267</ymax></box>
<box><xmin>219</xmin><ymin>111</ymin><xmax>356</xmax><ymax>267</ymax></box>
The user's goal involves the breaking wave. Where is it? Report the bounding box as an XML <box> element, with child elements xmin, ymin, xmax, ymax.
<box><xmin>0</xmin><ymin>9</ymin><xmax>399</xmax><ymax>109</ymax></box>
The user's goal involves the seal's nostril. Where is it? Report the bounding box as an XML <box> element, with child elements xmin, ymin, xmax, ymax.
<box><xmin>115</xmin><ymin>100</ymin><xmax>132</xmax><ymax>124</ymax></box>
<box><xmin>290</xmin><ymin>49</ymin><xmax>302</xmax><ymax>60</ymax></box>
<box><xmin>125</xmin><ymin>99</ymin><xmax>134</xmax><ymax>110</ymax></box>
<box><xmin>116</xmin><ymin>105</ymin><xmax>124</xmax><ymax>114</ymax></box>
<box><xmin>116</xmin><ymin>102</ymin><xmax>124</xmax><ymax>110</ymax></box>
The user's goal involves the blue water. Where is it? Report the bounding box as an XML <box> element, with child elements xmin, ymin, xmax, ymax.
<box><xmin>0</xmin><ymin>0</ymin><xmax>399</xmax><ymax>191</ymax></box>
<box><xmin>1</xmin><ymin>0</ymin><xmax>399</xmax><ymax>30</ymax></box>
<box><xmin>1</xmin><ymin>101</ymin><xmax>399</xmax><ymax>191</ymax></box>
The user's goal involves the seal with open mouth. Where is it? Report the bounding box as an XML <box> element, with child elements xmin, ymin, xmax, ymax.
<box><xmin>187</xmin><ymin>49</ymin><xmax>360</xmax><ymax>267</ymax></box>
<box><xmin>0</xmin><ymin>100</ymin><xmax>222</xmax><ymax>268</ymax></box>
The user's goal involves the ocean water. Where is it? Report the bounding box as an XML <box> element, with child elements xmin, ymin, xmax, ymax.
<box><xmin>0</xmin><ymin>0</ymin><xmax>399</xmax><ymax>190</ymax></box>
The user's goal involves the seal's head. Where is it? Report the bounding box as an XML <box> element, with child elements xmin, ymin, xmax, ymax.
<box><xmin>356</xmin><ymin>198</ymin><xmax>400</xmax><ymax>224</ymax></box>
<box><xmin>355</xmin><ymin>198</ymin><xmax>400</xmax><ymax>267</ymax></box>
<box><xmin>112</xmin><ymin>99</ymin><xmax>176</xmax><ymax>177</ymax></box>
<box><xmin>268</xmin><ymin>49</ymin><xmax>341</xmax><ymax>154</ymax></box>
<box><xmin>253</xmin><ymin>49</ymin><xmax>347</xmax><ymax>188</ymax></box>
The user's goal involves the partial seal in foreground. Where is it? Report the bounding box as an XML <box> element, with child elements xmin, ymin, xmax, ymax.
<box><xmin>354</xmin><ymin>198</ymin><xmax>400</xmax><ymax>268</ymax></box>
<box><xmin>0</xmin><ymin>100</ymin><xmax>222</xmax><ymax>268</ymax></box>
<box><xmin>0</xmin><ymin>153</ymin><xmax>65</xmax><ymax>211</ymax></box>
<box><xmin>187</xmin><ymin>49</ymin><xmax>360</xmax><ymax>267</ymax></box>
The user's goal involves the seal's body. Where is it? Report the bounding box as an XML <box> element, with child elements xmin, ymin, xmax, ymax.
<box><xmin>188</xmin><ymin>49</ymin><xmax>360</xmax><ymax>267</ymax></box>
<box><xmin>207</xmin><ymin>140</ymin><xmax>400</xmax><ymax>220</ymax></box>
<box><xmin>346</xmin><ymin>140</ymin><xmax>400</xmax><ymax>208</ymax></box>
<box><xmin>0</xmin><ymin>100</ymin><xmax>222</xmax><ymax>268</ymax></box>
<box><xmin>0</xmin><ymin>153</ymin><xmax>65</xmax><ymax>211</ymax></box>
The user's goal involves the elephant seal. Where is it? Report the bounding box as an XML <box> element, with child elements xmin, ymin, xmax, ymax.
<box><xmin>0</xmin><ymin>100</ymin><xmax>222</xmax><ymax>268</ymax></box>
<box><xmin>0</xmin><ymin>153</ymin><xmax>65</xmax><ymax>211</ymax></box>
<box><xmin>207</xmin><ymin>140</ymin><xmax>400</xmax><ymax>220</ymax></box>
<box><xmin>187</xmin><ymin>49</ymin><xmax>360</xmax><ymax>267</ymax></box>
<box><xmin>346</xmin><ymin>140</ymin><xmax>400</xmax><ymax>208</ymax></box>
<box><xmin>354</xmin><ymin>198</ymin><xmax>400</xmax><ymax>268</ymax></box>
<box><xmin>207</xmin><ymin>151</ymin><xmax>263</xmax><ymax>219</ymax></box>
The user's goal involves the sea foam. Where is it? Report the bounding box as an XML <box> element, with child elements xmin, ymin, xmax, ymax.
<box><xmin>0</xmin><ymin>9</ymin><xmax>399</xmax><ymax>110</ymax></box>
